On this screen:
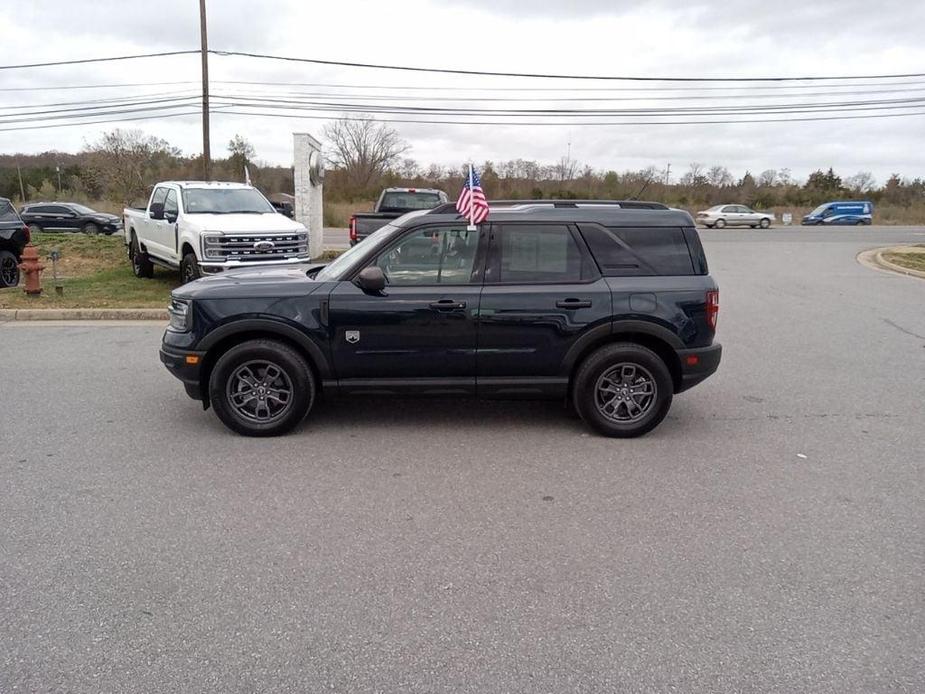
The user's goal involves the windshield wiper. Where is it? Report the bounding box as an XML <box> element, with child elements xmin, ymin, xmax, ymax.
<box><xmin>223</xmin><ymin>210</ymin><xmax>266</xmax><ymax>214</ymax></box>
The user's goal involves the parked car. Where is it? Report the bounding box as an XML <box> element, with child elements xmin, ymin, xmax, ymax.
<box><xmin>0</xmin><ymin>197</ymin><xmax>30</xmax><ymax>288</ymax></box>
<box><xmin>696</xmin><ymin>205</ymin><xmax>773</xmax><ymax>229</ymax></box>
<box><xmin>160</xmin><ymin>200</ymin><xmax>722</xmax><ymax>438</ymax></box>
<box><xmin>123</xmin><ymin>181</ymin><xmax>310</xmax><ymax>284</ymax></box>
<box><xmin>801</xmin><ymin>201</ymin><xmax>873</xmax><ymax>225</ymax></box>
<box><xmin>350</xmin><ymin>187</ymin><xmax>448</xmax><ymax>246</ymax></box>
<box><xmin>20</xmin><ymin>202</ymin><xmax>122</xmax><ymax>235</ymax></box>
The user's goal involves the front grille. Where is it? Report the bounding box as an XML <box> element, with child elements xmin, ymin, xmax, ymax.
<box><xmin>203</xmin><ymin>232</ymin><xmax>309</xmax><ymax>261</ymax></box>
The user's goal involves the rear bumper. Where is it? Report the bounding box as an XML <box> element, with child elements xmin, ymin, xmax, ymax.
<box><xmin>159</xmin><ymin>344</ymin><xmax>206</xmax><ymax>400</ymax></box>
<box><xmin>676</xmin><ymin>342</ymin><xmax>722</xmax><ymax>393</ymax></box>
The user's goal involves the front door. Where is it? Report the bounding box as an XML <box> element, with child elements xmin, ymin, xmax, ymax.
<box><xmin>477</xmin><ymin>223</ymin><xmax>613</xmax><ymax>398</ymax></box>
<box><xmin>328</xmin><ymin>223</ymin><xmax>486</xmax><ymax>395</ymax></box>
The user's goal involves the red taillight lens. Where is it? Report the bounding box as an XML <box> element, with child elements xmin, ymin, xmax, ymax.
<box><xmin>706</xmin><ymin>289</ymin><xmax>719</xmax><ymax>330</ymax></box>
<box><xmin>23</xmin><ymin>225</ymin><xmax>31</xmax><ymax>244</ymax></box>
<box><xmin>349</xmin><ymin>216</ymin><xmax>357</xmax><ymax>241</ymax></box>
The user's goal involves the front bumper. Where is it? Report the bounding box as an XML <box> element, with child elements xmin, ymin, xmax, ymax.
<box><xmin>199</xmin><ymin>256</ymin><xmax>311</xmax><ymax>271</ymax></box>
<box><xmin>159</xmin><ymin>343</ymin><xmax>207</xmax><ymax>400</ymax></box>
<box><xmin>676</xmin><ymin>342</ymin><xmax>722</xmax><ymax>393</ymax></box>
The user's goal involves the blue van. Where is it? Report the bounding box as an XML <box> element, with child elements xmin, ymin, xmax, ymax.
<box><xmin>801</xmin><ymin>201</ymin><xmax>873</xmax><ymax>225</ymax></box>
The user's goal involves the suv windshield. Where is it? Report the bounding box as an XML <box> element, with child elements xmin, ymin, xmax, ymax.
<box><xmin>379</xmin><ymin>192</ymin><xmax>442</xmax><ymax>212</ymax></box>
<box><xmin>182</xmin><ymin>188</ymin><xmax>275</xmax><ymax>214</ymax></box>
<box><xmin>315</xmin><ymin>223</ymin><xmax>401</xmax><ymax>281</ymax></box>
<box><xmin>69</xmin><ymin>204</ymin><xmax>97</xmax><ymax>215</ymax></box>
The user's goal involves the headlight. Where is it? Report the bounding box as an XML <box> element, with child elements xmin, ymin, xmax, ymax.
<box><xmin>168</xmin><ymin>297</ymin><xmax>192</xmax><ymax>331</ymax></box>
<box><xmin>201</xmin><ymin>232</ymin><xmax>224</xmax><ymax>259</ymax></box>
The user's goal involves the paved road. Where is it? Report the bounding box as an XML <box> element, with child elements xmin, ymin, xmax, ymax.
<box><xmin>2</xmin><ymin>227</ymin><xmax>924</xmax><ymax>693</ymax></box>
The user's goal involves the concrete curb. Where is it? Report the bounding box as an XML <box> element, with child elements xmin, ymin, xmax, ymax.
<box><xmin>858</xmin><ymin>246</ymin><xmax>925</xmax><ymax>280</ymax></box>
<box><xmin>0</xmin><ymin>308</ymin><xmax>168</xmax><ymax>321</ymax></box>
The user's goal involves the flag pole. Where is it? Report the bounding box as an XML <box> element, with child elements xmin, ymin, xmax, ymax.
<box><xmin>467</xmin><ymin>163</ymin><xmax>476</xmax><ymax>231</ymax></box>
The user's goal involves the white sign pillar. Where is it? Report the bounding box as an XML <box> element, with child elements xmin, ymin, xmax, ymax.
<box><xmin>293</xmin><ymin>133</ymin><xmax>325</xmax><ymax>258</ymax></box>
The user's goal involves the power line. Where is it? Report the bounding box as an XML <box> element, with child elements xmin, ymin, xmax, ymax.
<box><xmin>0</xmin><ymin>81</ymin><xmax>198</xmax><ymax>92</ymax></box>
<box><xmin>0</xmin><ymin>51</ymin><xmax>198</xmax><ymax>71</ymax></box>
<box><xmin>211</xmin><ymin>49</ymin><xmax>925</xmax><ymax>82</ymax></box>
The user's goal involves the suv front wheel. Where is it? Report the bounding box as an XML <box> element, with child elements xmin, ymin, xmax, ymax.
<box><xmin>573</xmin><ymin>343</ymin><xmax>674</xmax><ymax>437</ymax></box>
<box><xmin>209</xmin><ymin>339</ymin><xmax>316</xmax><ymax>437</ymax></box>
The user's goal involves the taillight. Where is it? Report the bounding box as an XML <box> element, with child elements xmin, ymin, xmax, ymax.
<box><xmin>23</xmin><ymin>225</ymin><xmax>31</xmax><ymax>244</ymax></box>
<box><xmin>706</xmin><ymin>289</ymin><xmax>719</xmax><ymax>330</ymax></box>
<box><xmin>349</xmin><ymin>216</ymin><xmax>357</xmax><ymax>241</ymax></box>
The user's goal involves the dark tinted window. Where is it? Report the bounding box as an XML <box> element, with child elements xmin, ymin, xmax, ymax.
<box><xmin>379</xmin><ymin>191</ymin><xmax>442</xmax><ymax>211</ymax></box>
<box><xmin>497</xmin><ymin>225</ymin><xmax>586</xmax><ymax>283</ymax></box>
<box><xmin>578</xmin><ymin>225</ymin><xmax>695</xmax><ymax>276</ymax></box>
<box><xmin>49</xmin><ymin>205</ymin><xmax>72</xmax><ymax>215</ymax></box>
<box><xmin>0</xmin><ymin>200</ymin><xmax>19</xmax><ymax>222</ymax></box>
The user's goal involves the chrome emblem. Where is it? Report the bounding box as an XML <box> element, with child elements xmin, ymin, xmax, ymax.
<box><xmin>253</xmin><ymin>240</ymin><xmax>275</xmax><ymax>251</ymax></box>
<box><xmin>345</xmin><ymin>330</ymin><xmax>360</xmax><ymax>344</ymax></box>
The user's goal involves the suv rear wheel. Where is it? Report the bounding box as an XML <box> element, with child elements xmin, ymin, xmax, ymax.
<box><xmin>209</xmin><ymin>339</ymin><xmax>316</xmax><ymax>437</ymax></box>
<box><xmin>573</xmin><ymin>343</ymin><xmax>673</xmax><ymax>437</ymax></box>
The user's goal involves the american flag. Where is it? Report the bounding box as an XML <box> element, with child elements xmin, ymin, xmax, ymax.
<box><xmin>456</xmin><ymin>165</ymin><xmax>489</xmax><ymax>224</ymax></box>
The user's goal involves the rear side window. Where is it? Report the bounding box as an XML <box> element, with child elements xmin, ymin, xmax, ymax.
<box><xmin>578</xmin><ymin>225</ymin><xmax>696</xmax><ymax>276</ymax></box>
<box><xmin>495</xmin><ymin>224</ymin><xmax>591</xmax><ymax>283</ymax></box>
<box><xmin>0</xmin><ymin>200</ymin><xmax>19</xmax><ymax>222</ymax></box>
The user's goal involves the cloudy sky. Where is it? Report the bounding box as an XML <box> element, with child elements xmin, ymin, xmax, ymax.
<box><xmin>1</xmin><ymin>0</ymin><xmax>924</xmax><ymax>183</ymax></box>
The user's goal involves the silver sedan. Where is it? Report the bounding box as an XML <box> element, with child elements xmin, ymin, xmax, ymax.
<box><xmin>696</xmin><ymin>204</ymin><xmax>774</xmax><ymax>229</ymax></box>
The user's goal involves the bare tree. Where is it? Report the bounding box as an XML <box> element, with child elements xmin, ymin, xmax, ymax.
<box><xmin>680</xmin><ymin>162</ymin><xmax>707</xmax><ymax>187</ymax></box>
<box><xmin>707</xmin><ymin>165</ymin><xmax>733</xmax><ymax>188</ymax></box>
<box><xmin>82</xmin><ymin>128</ymin><xmax>180</xmax><ymax>205</ymax></box>
<box><xmin>757</xmin><ymin>169</ymin><xmax>778</xmax><ymax>187</ymax></box>
<box><xmin>323</xmin><ymin>116</ymin><xmax>410</xmax><ymax>191</ymax></box>
<box><xmin>844</xmin><ymin>171</ymin><xmax>876</xmax><ymax>193</ymax></box>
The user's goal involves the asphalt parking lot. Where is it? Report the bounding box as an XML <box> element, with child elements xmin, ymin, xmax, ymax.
<box><xmin>2</xmin><ymin>226</ymin><xmax>924</xmax><ymax>693</ymax></box>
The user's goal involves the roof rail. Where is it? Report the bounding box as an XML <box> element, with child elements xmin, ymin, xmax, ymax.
<box><xmin>428</xmin><ymin>199</ymin><xmax>668</xmax><ymax>215</ymax></box>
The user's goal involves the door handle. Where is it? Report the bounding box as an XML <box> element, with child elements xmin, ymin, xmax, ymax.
<box><xmin>556</xmin><ymin>298</ymin><xmax>592</xmax><ymax>309</ymax></box>
<box><xmin>429</xmin><ymin>299</ymin><xmax>467</xmax><ymax>310</ymax></box>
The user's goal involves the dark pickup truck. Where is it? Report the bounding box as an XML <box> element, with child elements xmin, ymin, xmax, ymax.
<box><xmin>161</xmin><ymin>200</ymin><xmax>721</xmax><ymax>438</ymax></box>
<box><xmin>349</xmin><ymin>188</ymin><xmax>447</xmax><ymax>246</ymax></box>
<box><xmin>0</xmin><ymin>197</ymin><xmax>30</xmax><ymax>288</ymax></box>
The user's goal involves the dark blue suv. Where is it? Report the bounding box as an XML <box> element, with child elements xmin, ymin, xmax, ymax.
<box><xmin>160</xmin><ymin>201</ymin><xmax>721</xmax><ymax>437</ymax></box>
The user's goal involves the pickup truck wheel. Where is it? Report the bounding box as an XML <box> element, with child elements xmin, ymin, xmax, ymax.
<box><xmin>573</xmin><ymin>343</ymin><xmax>673</xmax><ymax>438</ymax></box>
<box><xmin>0</xmin><ymin>250</ymin><xmax>20</xmax><ymax>288</ymax></box>
<box><xmin>209</xmin><ymin>340</ymin><xmax>315</xmax><ymax>437</ymax></box>
<box><xmin>180</xmin><ymin>252</ymin><xmax>201</xmax><ymax>284</ymax></box>
<box><xmin>82</xmin><ymin>222</ymin><xmax>99</xmax><ymax>235</ymax></box>
<box><xmin>129</xmin><ymin>235</ymin><xmax>153</xmax><ymax>278</ymax></box>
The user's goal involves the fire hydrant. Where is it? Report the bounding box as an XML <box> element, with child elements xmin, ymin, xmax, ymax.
<box><xmin>18</xmin><ymin>243</ymin><xmax>45</xmax><ymax>296</ymax></box>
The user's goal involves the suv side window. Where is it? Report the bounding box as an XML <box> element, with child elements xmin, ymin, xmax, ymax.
<box><xmin>0</xmin><ymin>200</ymin><xmax>18</xmax><ymax>221</ymax></box>
<box><xmin>164</xmin><ymin>189</ymin><xmax>179</xmax><ymax>217</ymax></box>
<box><xmin>494</xmin><ymin>224</ymin><xmax>588</xmax><ymax>283</ymax></box>
<box><xmin>578</xmin><ymin>225</ymin><xmax>695</xmax><ymax>276</ymax></box>
<box><xmin>375</xmin><ymin>226</ymin><xmax>479</xmax><ymax>285</ymax></box>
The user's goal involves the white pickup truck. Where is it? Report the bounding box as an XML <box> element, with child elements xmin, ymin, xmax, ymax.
<box><xmin>124</xmin><ymin>181</ymin><xmax>310</xmax><ymax>282</ymax></box>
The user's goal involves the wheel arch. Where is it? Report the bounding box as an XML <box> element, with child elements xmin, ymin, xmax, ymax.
<box><xmin>564</xmin><ymin>322</ymin><xmax>683</xmax><ymax>395</ymax></box>
<box><xmin>197</xmin><ymin>320</ymin><xmax>332</xmax><ymax>406</ymax></box>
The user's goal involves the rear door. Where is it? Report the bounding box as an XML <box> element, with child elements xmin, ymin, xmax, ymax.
<box><xmin>328</xmin><ymin>222</ymin><xmax>486</xmax><ymax>394</ymax></box>
<box><xmin>476</xmin><ymin>222</ymin><xmax>612</xmax><ymax>398</ymax></box>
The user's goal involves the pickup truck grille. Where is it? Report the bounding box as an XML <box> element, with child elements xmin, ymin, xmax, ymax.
<box><xmin>202</xmin><ymin>232</ymin><xmax>309</xmax><ymax>261</ymax></box>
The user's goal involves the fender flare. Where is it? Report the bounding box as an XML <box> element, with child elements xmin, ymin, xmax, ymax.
<box><xmin>561</xmin><ymin>319</ymin><xmax>684</xmax><ymax>374</ymax></box>
<box><xmin>198</xmin><ymin>318</ymin><xmax>333</xmax><ymax>379</ymax></box>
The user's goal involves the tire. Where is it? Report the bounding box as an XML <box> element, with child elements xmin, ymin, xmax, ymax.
<box><xmin>759</xmin><ymin>218</ymin><xmax>771</xmax><ymax>229</ymax></box>
<box><xmin>572</xmin><ymin>343</ymin><xmax>674</xmax><ymax>438</ymax></box>
<box><xmin>180</xmin><ymin>252</ymin><xmax>201</xmax><ymax>284</ymax></box>
<box><xmin>82</xmin><ymin>222</ymin><xmax>99</xmax><ymax>235</ymax></box>
<box><xmin>128</xmin><ymin>234</ymin><xmax>153</xmax><ymax>279</ymax></box>
<box><xmin>27</xmin><ymin>223</ymin><xmax>43</xmax><ymax>235</ymax></box>
<box><xmin>209</xmin><ymin>339</ymin><xmax>315</xmax><ymax>437</ymax></box>
<box><xmin>0</xmin><ymin>250</ymin><xmax>20</xmax><ymax>288</ymax></box>
<box><xmin>750</xmin><ymin>224</ymin><xmax>757</xmax><ymax>229</ymax></box>
<box><xmin>714</xmin><ymin>218</ymin><xmax>726</xmax><ymax>229</ymax></box>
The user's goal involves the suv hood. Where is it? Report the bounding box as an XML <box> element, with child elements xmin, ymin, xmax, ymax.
<box><xmin>184</xmin><ymin>213</ymin><xmax>306</xmax><ymax>234</ymax></box>
<box><xmin>175</xmin><ymin>265</ymin><xmax>323</xmax><ymax>300</ymax></box>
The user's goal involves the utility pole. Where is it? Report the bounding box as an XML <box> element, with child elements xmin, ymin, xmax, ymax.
<box><xmin>16</xmin><ymin>164</ymin><xmax>26</xmax><ymax>202</ymax></box>
<box><xmin>56</xmin><ymin>164</ymin><xmax>62</xmax><ymax>193</ymax></box>
<box><xmin>199</xmin><ymin>0</ymin><xmax>211</xmax><ymax>180</ymax></box>
<box><xmin>664</xmin><ymin>162</ymin><xmax>671</xmax><ymax>185</ymax></box>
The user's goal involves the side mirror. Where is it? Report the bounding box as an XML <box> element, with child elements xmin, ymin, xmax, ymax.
<box><xmin>149</xmin><ymin>202</ymin><xmax>165</xmax><ymax>220</ymax></box>
<box><xmin>355</xmin><ymin>266</ymin><xmax>386</xmax><ymax>293</ymax></box>
<box><xmin>165</xmin><ymin>211</ymin><xmax>178</xmax><ymax>224</ymax></box>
